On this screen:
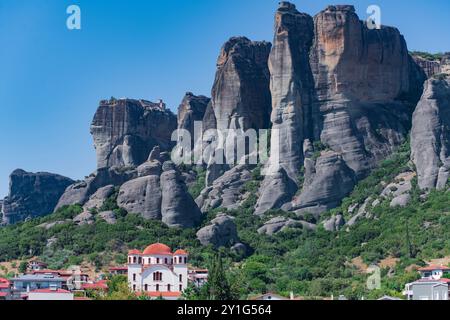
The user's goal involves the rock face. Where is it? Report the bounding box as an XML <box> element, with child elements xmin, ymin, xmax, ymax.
<box><xmin>212</xmin><ymin>37</ymin><xmax>272</xmax><ymax>133</ymax></box>
<box><xmin>196</xmin><ymin>214</ymin><xmax>239</xmax><ymax>248</ymax></box>
<box><xmin>413</xmin><ymin>55</ymin><xmax>442</xmax><ymax>78</ymax></box>
<box><xmin>91</xmin><ymin>98</ymin><xmax>177</xmax><ymax>169</ymax></box>
<box><xmin>411</xmin><ymin>79</ymin><xmax>450</xmax><ymax>190</ymax></box>
<box><xmin>257</xmin><ymin>216</ymin><xmax>314</xmax><ymax>236</ymax></box>
<box><xmin>205</xmin><ymin>37</ymin><xmax>272</xmax><ymax>185</ymax></box>
<box><xmin>1</xmin><ymin>170</ymin><xmax>74</xmax><ymax>224</ymax></box>
<box><xmin>196</xmin><ymin>164</ymin><xmax>254</xmax><ymax>213</ymax></box>
<box><xmin>160</xmin><ymin>162</ymin><xmax>202</xmax><ymax>228</ymax></box>
<box><xmin>56</xmin><ymin>166</ymin><xmax>137</xmax><ymax>210</ymax></box>
<box><xmin>291</xmin><ymin>151</ymin><xmax>357</xmax><ymax>216</ymax></box>
<box><xmin>323</xmin><ymin>215</ymin><xmax>345</xmax><ymax>232</ymax></box>
<box><xmin>257</xmin><ymin>3</ymin><xmax>425</xmax><ymax>216</ymax></box>
<box><xmin>177</xmin><ymin>92</ymin><xmax>210</xmax><ymax>142</ymax></box>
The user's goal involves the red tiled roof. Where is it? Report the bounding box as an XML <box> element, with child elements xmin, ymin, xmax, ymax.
<box><xmin>81</xmin><ymin>280</ymin><xmax>108</xmax><ymax>290</ymax></box>
<box><xmin>418</xmin><ymin>265</ymin><xmax>450</xmax><ymax>271</ymax></box>
<box><xmin>439</xmin><ymin>278</ymin><xmax>450</xmax><ymax>283</ymax></box>
<box><xmin>0</xmin><ymin>292</ymin><xmax>9</xmax><ymax>297</ymax></box>
<box><xmin>0</xmin><ymin>278</ymin><xmax>10</xmax><ymax>289</ymax></box>
<box><xmin>174</xmin><ymin>249</ymin><xmax>188</xmax><ymax>255</ymax></box>
<box><xmin>143</xmin><ymin>243</ymin><xmax>173</xmax><ymax>255</ymax></box>
<box><xmin>30</xmin><ymin>288</ymin><xmax>71</xmax><ymax>294</ymax></box>
<box><xmin>128</xmin><ymin>249</ymin><xmax>142</xmax><ymax>255</ymax></box>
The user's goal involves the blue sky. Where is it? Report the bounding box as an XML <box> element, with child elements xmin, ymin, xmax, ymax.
<box><xmin>0</xmin><ymin>0</ymin><xmax>449</xmax><ymax>197</ymax></box>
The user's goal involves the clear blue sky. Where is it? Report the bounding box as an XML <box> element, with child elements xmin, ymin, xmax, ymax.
<box><xmin>0</xmin><ymin>0</ymin><xmax>449</xmax><ymax>197</ymax></box>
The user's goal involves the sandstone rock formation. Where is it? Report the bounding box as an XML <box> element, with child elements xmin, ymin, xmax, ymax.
<box><xmin>91</xmin><ymin>98</ymin><xmax>177</xmax><ymax>169</ymax></box>
<box><xmin>411</xmin><ymin>79</ymin><xmax>450</xmax><ymax>190</ymax></box>
<box><xmin>196</xmin><ymin>164</ymin><xmax>254</xmax><ymax>213</ymax></box>
<box><xmin>257</xmin><ymin>2</ymin><xmax>425</xmax><ymax>216</ymax></box>
<box><xmin>177</xmin><ymin>92</ymin><xmax>210</xmax><ymax>143</ymax></box>
<box><xmin>1</xmin><ymin>170</ymin><xmax>74</xmax><ymax>224</ymax></box>
<box><xmin>196</xmin><ymin>214</ymin><xmax>239</xmax><ymax>248</ymax></box>
<box><xmin>257</xmin><ymin>216</ymin><xmax>315</xmax><ymax>236</ymax></box>
<box><xmin>161</xmin><ymin>161</ymin><xmax>202</xmax><ymax>228</ymax></box>
<box><xmin>56</xmin><ymin>166</ymin><xmax>137</xmax><ymax>210</ymax></box>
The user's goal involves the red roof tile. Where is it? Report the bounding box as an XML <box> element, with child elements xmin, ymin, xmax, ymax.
<box><xmin>81</xmin><ymin>280</ymin><xmax>108</xmax><ymax>290</ymax></box>
<box><xmin>418</xmin><ymin>265</ymin><xmax>450</xmax><ymax>271</ymax></box>
<box><xmin>142</xmin><ymin>243</ymin><xmax>173</xmax><ymax>255</ymax></box>
<box><xmin>174</xmin><ymin>249</ymin><xmax>188</xmax><ymax>255</ymax></box>
<box><xmin>0</xmin><ymin>292</ymin><xmax>9</xmax><ymax>297</ymax></box>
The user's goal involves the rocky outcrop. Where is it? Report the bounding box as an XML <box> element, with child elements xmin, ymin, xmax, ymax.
<box><xmin>196</xmin><ymin>164</ymin><xmax>254</xmax><ymax>213</ymax></box>
<box><xmin>411</xmin><ymin>79</ymin><xmax>450</xmax><ymax>190</ymax></box>
<box><xmin>56</xmin><ymin>166</ymin><xmax>137</xmax><ymax>210</ymax></box>
<box><xmin>413</xmin><ymin>55</ymin><xmax>442</xmax><ymax>78</ymax></box>
<box><xmin>160</xmin><ymin>162</ymin><xmax>202</xmax><ymax>228</ymax></box>
<box><xmin>257</xmin><ymin>3</ymin><xmax>425</xmax><ymax>216</ymax></box>
<box><xmin>291</xmin><ymin>151</ymin><xmax>357</xmax><ymax>216</ymax></box>
<box><xmin>1</xmin><ymin>170</ymin><xmax>74</xmax><ymax>224</ymax></box>
<box><xmin>205</xmin><ymin>37</ymin><xmax>272</xmax><ymax>185</ymax></box>
<box><xmin>323</xmin><ymin>215</ymin><xmax>345</xmax><ymax>232</ymax></box>
<box><xmin>177</xmin><ymin>92</ymin><xmax>210</xmax><ymax>142</ymax></box>
<box><xmin>91</xmin><ymin>98</ymin><xmax>177</xmax><ymax>169</ymax></box>
<box><xmin>212</xmin><ymin>37</ymin><xmax>272</xmax><ymax>133</ymax></box>
<box><xmin>82</xmin><ymin>185</ymin><xmax>115</xmax><ymax>211</ymax></box>
<box><xmin>196</xmin><ymin>214</ymin><xmax>239</xmax><ymax>248</ymax></box>
<box><xmin>257</xmin><ymin>216</ymin><xmax>315</xmax><ymax>236</ymax></box>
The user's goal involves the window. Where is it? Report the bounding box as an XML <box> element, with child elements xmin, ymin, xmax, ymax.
<box><xmin>157</xmin><ymin>258</ymin><xmax>160</xmax><ymax>264</ymax></box>
<box><xmin>138</xmin><ymin>257</ymin><xmax>142</xmax><ymax>264</ymax></box>
<box><xmin>179</xmin><ymin>284</ymin><xmax>183</xmax><ymax>292</ymax></box>
<box><xmin>156</xmin><ymin>284</ymin><xmax>159</xmax><ymax>292</ymax></box>
<box><xmin>165</xmin><ymin>258</ymin><xmax>168</xmax><ymax>264</ymax></box>
<box><xmin>128</xmin><ymin>257</ymin><xmax>131</xmax><ymax>264</ymax></box>
<box><xmin>133</xmin><ymin>274</ymin><xmax>136</xmax><ymax>281</ymax></box>
<box><xmin>167</xmin><ymin>284</ymin><xmax>171</xmax><ymax>292</ymax></box>
<box><xmin>144</xmin><ymin>284</ymin><xmax>148</xmax><ymax>291</ymax></box>
<box><xmin>133</xmin><ymin>257</ymin><xmax>136</xmax><ymax>264</ymax></box>
<box><xmin>153</xmin><ymin>272</ymin><xmax>163</xmax><ymax>281</ymax></box>
<box><xmin>133</xmin><ymin>285</ymin><xmax>136</xmax><ymax>291</ymax></box>
<box><xmin>179</xmin><ymin>274</ymin><xmax>182</xmax><ymax>282</ymax></box>
<box><xmin>184</xmin><ymin>257</ymin><xmax>187</xmax><ymax>264</ymax></box>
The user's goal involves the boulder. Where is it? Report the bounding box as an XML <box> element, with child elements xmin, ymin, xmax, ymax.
<box><xmin>99</xmin><ymin>211</ymin><xmax>117</xmax><ymax>224</ymax></box>
<box><xmin>196</xmin><ymin>214</ymin><xmax>239</xmax><ymax>248</ymax></box>
<box><xmin>82</xmin><ymin>185</ymin><xmax>115</xmax><ymax>211</ymax></box>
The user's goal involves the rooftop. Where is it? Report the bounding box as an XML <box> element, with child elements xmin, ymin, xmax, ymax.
<box><xmin>11</xmin><ymin>274</ymin><xmax>65</xmax><ymax>282</ymax></box>
<box><xmin>418</xmin><ymin>265</ymin><xmax>450</xmax><ymax>271</ymax></box>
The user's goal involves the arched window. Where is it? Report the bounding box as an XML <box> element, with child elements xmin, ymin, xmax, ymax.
<box><xmin>156</xmin><ymin>258</ymin><xmax>160</xmax><ymax>264</ymax></box>
<box><xmin>133</xmin><ymin>257</ymin><xmax>136</xmax><ymax>264</ymax></box>
<box><xmin>133</xmin><ymin>274</ymin><xmax>136</xmax><ymax>281</ymax></box>
<box><xmin>128</xmin><ymin>257</ymin><xmax>131</xmax><ymax>264</ymax></box>
<box><xmin>165</xmin><ymin>258</ymin><xmax>168</xmax><ymax>264</ymax></box>
<box><xmin>167</xmin><ymin>284</ymin><xmax>171</xmax><ymax>292</ymax></box>
<box><xmin>179</xmin><ymin>284</ymin><xmax>183</xmax><ymax>292</ymax></box>
<box><xmin>184</xmin><ymin>257</ymin><xmax>187</xmax><ymax>264</ymax></box>
<box><xmin>179</xmin><ymin>274</ymin><xmax>182</xmax><ymax>282</ymax></box>
<box><xmin>156</xmin><ymin>284</ymin><xmax>159</xmax><ymax>292</ymax></box>
<box><xmin>138</xmin><ymin>257</ymin><xmax>142</xmax><ymax>264</ymax></box>
<box><xmin>144</xmin><ymin>284</ymin><xmax>148</xmax><ymax>291</ymax></box>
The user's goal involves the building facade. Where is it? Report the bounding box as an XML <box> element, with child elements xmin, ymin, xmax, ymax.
<box><xmin>127</xmin><ymin>243</ymin><xmax>189</xmax><ymax>298</ymax></box>
<box><xmin>404</xmin><ymin>265</ymin><xmax>450</xmax><ymax>300</ymax></box>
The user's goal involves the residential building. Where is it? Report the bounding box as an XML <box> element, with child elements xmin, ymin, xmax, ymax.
<box><xmin>109</xmin><ymin>266</ymin><xmax>128</xmax><ymax>276</ymax></box>
<box><xmin>27</xmin><ymin>288</ymin><xmax>74</xmax><ymax>301</ymax></box>
<box><xmin>188</xmin><ymin>268</ymin><xmax>208</xmax><ymax>288</ymax></box>
<box><xmin>404</xmin><ymin>264</ymin><xmax>450</xmax><ymax>300</ymax></box>
<box><xmin>0</xmin><ymin>278</ymin><xmax>11</xmax><ymax>300</ymax></box>
<box><xmin>27</xmin><ymin>260</ymin><xmax>48</xmax><ymax>271</ymax></box>
<box><xmin>11</xmin><ymin>274</ymin><xmax>65</xmax><ymax>297</ymax></box>
<box><xmin>418</xmin><ymin>265</ymin><xmax>450</xmax><ymax>280</ymax></box>
<box><xmin>127</xmin><ymin>243</ymin><xmax>191</xmax><ymax>299</ymax></box>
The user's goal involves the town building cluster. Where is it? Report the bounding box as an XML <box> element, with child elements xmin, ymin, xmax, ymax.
<box><xmin>0</xmin><ymin>243</ymin><xmax>208</xmax><ymax>301</ymax></box>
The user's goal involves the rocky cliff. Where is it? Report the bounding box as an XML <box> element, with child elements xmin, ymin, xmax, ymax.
<box><xmin>257</xmin><ymin>3</ymin><xmax>426</xmax><ymax>216</ymax></box>
<box><xmin>411</xmin><ymin>78</ymin><xmax>450</xmax><ymax>190</ymax></box>
<box><xmin>91</xmin><ymin>98</ymin><xmax>177</xmax><ymax>169</ymax></box>
<box><xmin>1</xmin><ymin>170</ymin><xmax>73</xmax><ymax>224</ymax></box>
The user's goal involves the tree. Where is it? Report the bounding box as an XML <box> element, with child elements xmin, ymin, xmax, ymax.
<box><xmin>18</xmin><ymin>261</ymin><xmax>27</xmax><ymax>274</ymax></box>
<box><xmin>206</xmin><ymin>253</ymin><xmax>233</xmax><ymax>300</ymax></box>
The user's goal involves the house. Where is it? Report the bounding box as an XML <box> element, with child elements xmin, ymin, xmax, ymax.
<box><xmin>27</xmin><ymin>260</ymin><xmax>48</xmax><ymax>271</ymax></box>
<box><xmin>11</xmin><ymin>274</ymin><xmax>66</xmax><ymax>297</ymax></box>
<box><xmin>404</xmin><ymin>264</ymin><xmax>450</xmax><ymax>300</ymax></box>
<box><xmin>81</xmin><ymin>280</ymin><xmax>108</xmax><ymax>293</ymax></box>
<box><xmin>188</xmin><ymin>268</ymin><xmax>208</xmax><ymax>288</ymax></box>
<box><xmin>0</xmin><ymin>278</ymin><xmax>11</xmax><ymax>300</ymax></box>
<box><xmin>30</xmin><ymin>269</ymin><xmax>89</xmax><ymax>290</ymax></box>
<box><xmin>127</xmin><ymin>243</ymin><xmax>196</xmax><ymax>299</ymax></box>
<box><xmin>109</xmin><ymin>266</ymin><xmax>128</xmax><ymax>276</ymax></box>
<box><xmin>418</xmin><ymin>265</ymin><xmax>450</xmax><ymax>280</ymax></box>
<box><xmin>404</xmin><ymin>279</ymin><xmax>449</xmax><ymax>300</ymax></box>
<box><xmin>27</xmin><ymin>288</ymin><xmax>74</xmax><ymax>301</ymax></box>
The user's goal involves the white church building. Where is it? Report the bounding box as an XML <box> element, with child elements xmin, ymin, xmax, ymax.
<box><xmin>127</xmin><ymin>243</ymin><xmax>190</xmax><ymax>299</ymax></box>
